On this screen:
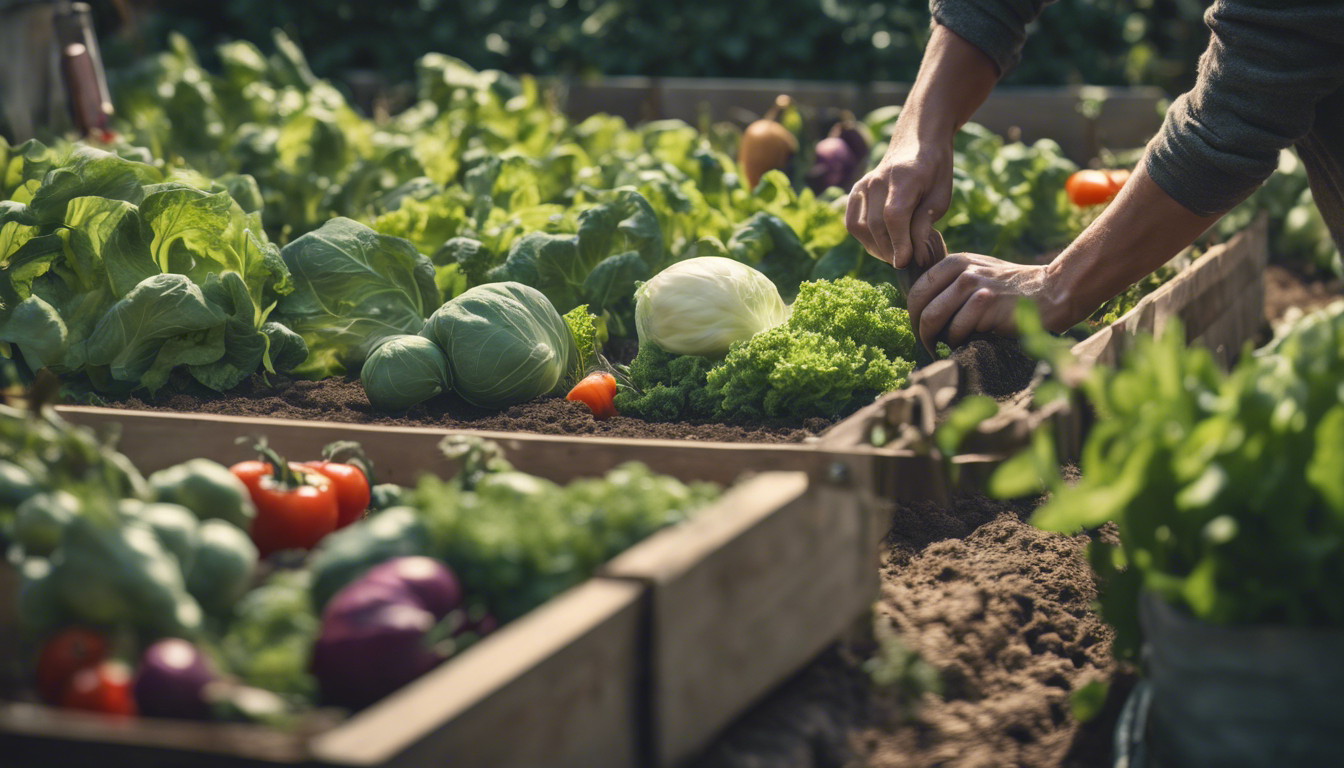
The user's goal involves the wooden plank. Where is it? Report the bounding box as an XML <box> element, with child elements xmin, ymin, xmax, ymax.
<box><xmin>309</xmin><ymin>579</ymin><xmax>645</xmax><ymax>768</ymax></box>
<box><xmin>556</xmin><ymin>80</ymin><xmax>1165</xmax><ymax>163</ymax></box>
<box><xmin>54</xmin><ymin>407</ymin><xmax>830</xmax><ymax>487</ymax></box>
<box><xmin>0</xmin><ymin>705</ymin><xmax>313</xmax><ymax>766</ymax></box>
<box><xmin>600</xmin><ymin>472</ymin><xmax>876</xmax><ymax>767</ymax></box>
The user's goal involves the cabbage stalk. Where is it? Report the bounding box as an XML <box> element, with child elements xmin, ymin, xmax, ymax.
<box><xmin>634</xmin><ymin>257</ymin><xmax>787</xmax><ymax>357</ymax></box>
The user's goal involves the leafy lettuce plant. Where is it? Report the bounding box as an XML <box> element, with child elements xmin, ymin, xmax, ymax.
<box><xmin>996</xmin><ymin>302</ymin><xmax>1344</xmax><ymax>659</ymax></box>
<box><xmin>0</xmin><ymin>139</ymin><xmax>303</xmax><ymax>394</ymax></box>
<box><xmin>272</xmin><ymin>217</ymin><xmax>438</xmax><ymax>378</ymax></box>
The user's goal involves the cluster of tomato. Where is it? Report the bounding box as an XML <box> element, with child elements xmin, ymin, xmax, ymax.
<box><xmin>1065</xmin><ymin>168</ymin><xmax>1132</xmax><ymax>207</ymax></box>
<box><xmin>35</xmin><ymin>628</ymin><xmax>129</xmax><ymax>715</ymax></box>
<box><xmin>229</xmin><ymin>453</ymin><xmax>371</xmax><ymax>557</ymax></box>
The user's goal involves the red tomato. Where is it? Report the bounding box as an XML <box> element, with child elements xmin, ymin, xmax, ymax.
<box><xmin>300</xmin><ymin>461</ymin><xmax>371</xmax><ymax>529</ymax></box>
<box><xmin>1106</xmin><ymin>168</ymin><xmax>1131</xmax><ymax>189</ymax></box>
<box><xmin>61</xmin><ymin>661</ymin><xmax>137</xmax><ymax>716</ymax></box>
<box><xmin>231</xmin><ymin>460</ymin><xmax>339</xmax><ymax>556</ymax></box>
<box><xmin>566</xmin><ymin>372</ymin><xmax>618</xmax><ymax>420</ymax></box>
<box><xmin>1065</xmin><ymin>169</ymin><xmax>1121</xmax><ymax>207</ymax></box>
<box><xmin>36</xmin><ymin>628</ymin><xmax>108</xmax><ymax>704</ymax></box>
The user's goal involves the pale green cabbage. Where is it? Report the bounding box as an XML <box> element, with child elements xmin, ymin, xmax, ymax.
<box><xmin>634</xmin><ymin>256</ymin><xmax>787</xmax><ymax>356</ymax></box>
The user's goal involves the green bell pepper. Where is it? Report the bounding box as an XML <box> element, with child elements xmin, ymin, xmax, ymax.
<box><xmin>187</xmin><ymin>519</ymin><xmax>258</xmax><ymax>616</ymax></box>
<box><xmin>149</xmin><ymin>458</ymin><xmax>256</xmax><ymax>529</ymax></box>
<box><xmin>307</xmin><ymin>506</ymin><xmax>431</xmax><ymax>611</ymax></box>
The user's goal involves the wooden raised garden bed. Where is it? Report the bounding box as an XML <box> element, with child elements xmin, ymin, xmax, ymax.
<box><xmin>818</xmin><ymin>215</ymin><xmax>1271</xmax><ymax>503</ymax></box>
<box><xmin>555</xmin><ymin>79</ymin><xmax>1166</xmax><ymax>164</ymax></box>
<box><xmin>2</xmin><ymin>413</ymin><xmax>883</xmax><ymax>768</ymax></box>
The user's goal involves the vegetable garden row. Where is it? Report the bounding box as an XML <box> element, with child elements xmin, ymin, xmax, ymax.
<box><xmin>0</xmin><ymin>28</ymin><xmax>1335</xmax><ymax>768</ymax></box>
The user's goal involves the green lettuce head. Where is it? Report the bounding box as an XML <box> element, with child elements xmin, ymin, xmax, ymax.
<box><xmin>422</xmin><ymin>282</ymin><xmax>577</xmax><ymax>409</ymax></box>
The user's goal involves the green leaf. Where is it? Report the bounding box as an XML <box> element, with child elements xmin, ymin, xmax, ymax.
<box><xmin>935</xmin><ymin>395</ymin><xmax>998</xmax><ymax>457</ymax></box>
<box><xmin>1</xmin><ymin>231</ymin><xmax>67</xmax><ymax>299</ymax></box>
<box><xmin>0</xmin><ymin>295</ymin><xmax>67</xmax><ymax>371</ymax></box>
<box><xmin>63</xmin><ymin>196</ymin><xmax>160</xmax><ymax>297</ymax></box>
<box><xmin>580</xmin><ymin>250</ymin><xmax>648</xmax><ymax>313</ymax></box>
<box><xmin>79</xmin><ymin>273</ymin><xmax>227</xmax><ymax>386</ymax></box>
<box><xmin>28</xmin><ymin>146</ymin><xmax>159</xmax><ymax>227</ymax></box>
<box><xmin>1307</xmin><ymin>406</ymin><xmax>1344</xmax><ymax>521</ymax></box>
<box><xmin>189</xmin><ymin>271</ymin><xmax>268</xmax><ymax>392</ymax></box>
<box><xmin>1069</xmin><ymin>679</ymin><xmax>1110</xmax><ymax>724</ymax></box>
<box><xmin>275</xmin><ymin>218</ymin><xmax>438</xmax><ymax>378</ymax></box>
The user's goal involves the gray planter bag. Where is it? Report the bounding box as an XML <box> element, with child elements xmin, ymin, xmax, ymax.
<box><xmin>1115</xmin><ymin>592</ymin><xmax>1344</xmax><ymax>768</ymax></box>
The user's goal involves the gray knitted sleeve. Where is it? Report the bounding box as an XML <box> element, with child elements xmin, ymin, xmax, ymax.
<box><xmin>928</xmin><ymin>0</ymin><xmax>1055</xmax><ymax>75</ymax></box>
<box><xmin>1143</xmin><ymin>2</ymin><xmax>1344</xmax><ymax>216</ymax></box>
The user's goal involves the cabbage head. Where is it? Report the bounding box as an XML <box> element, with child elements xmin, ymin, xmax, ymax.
<box><xmin>422</xmin><ymin>282</ymin><xmax>577</xmax><ymax>409</ymax></box>
<box><xmin>635</xmin><ymin>257</ymin><xmax>788</xmax><ymax>357</ymax></box>
<box><xmin>361</xmin><ymin>335</ymin><xmax>453</xmax><ymax>411</ymax></box>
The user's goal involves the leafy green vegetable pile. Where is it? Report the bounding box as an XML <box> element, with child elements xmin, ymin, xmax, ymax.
<box><xmin>1</xmin><ymin>405</ymin><xmax>719</xmax><ymax>714</ymax></box>
<box><xmin>617</xmin><ymin>276</ymin><xmax>917</xmax><ymax>422</ymax></box>
<box><xmin>997</xmin><ymin>301</ymin><xmax>1344</xmax><ymax>659</ymax></box>
<box><xmin>0</xmin><ymin>139</ymin><xmax>306</xmax><ymax>394</ymax></box>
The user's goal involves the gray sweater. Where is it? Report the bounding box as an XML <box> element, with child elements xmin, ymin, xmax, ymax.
<box><xmin>930</xmin><ymin>0</ymin><xmax>1344</xmax><ymax>252</ymax></box>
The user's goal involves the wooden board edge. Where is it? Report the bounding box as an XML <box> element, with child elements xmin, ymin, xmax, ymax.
<box><xmin>600</xmin><ymin>473</ymin><xmax>810</xmax><ymax>580</ymax></box>
<box><xmin>53</xmin><ymin>406</ymin><xmax>831</xmax><ymax>487</ymax></box>
<box><xmin>0</xmin><ymin>704</ymin><xmax>313</xmax><ymax>763</ymax></box>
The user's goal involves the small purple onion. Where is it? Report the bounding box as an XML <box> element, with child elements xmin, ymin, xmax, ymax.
<box><xmin>133</xmin><ymin>638</ymin><xmax>217</xmax><ymax>720</ymax></box>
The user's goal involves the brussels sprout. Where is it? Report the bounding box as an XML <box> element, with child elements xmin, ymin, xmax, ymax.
<box><xmin>361</xmin><ymin>335</ymin><xmax>453</xmax><ymax>411</ymax></box>
<box><xmin>422</xmin><ymin>283</ymin><xmax>577</xmax><ymax>409</ymax></box>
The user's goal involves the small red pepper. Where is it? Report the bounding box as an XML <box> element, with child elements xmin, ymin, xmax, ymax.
<box><xmin>566</xmin><ymin>372</ymin><xmax>618</xmax><ymax>420</ymax></box>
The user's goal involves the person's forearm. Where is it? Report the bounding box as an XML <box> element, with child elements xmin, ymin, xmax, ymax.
<box><xmin>1041</xmin><ymin>164</ymin><xmax>1224</xmax><ymax>331</ymax></box>
<box><xmin>893</xmin><ymin>24</ymin><xmax>1002</xmax><ymax>145</ymax></box>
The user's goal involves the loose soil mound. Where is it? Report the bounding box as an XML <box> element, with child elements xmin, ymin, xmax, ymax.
<box><xmin>110</xmin><ymin>376</ymin><xmax>829</xmax><ymax>443</ymax></box>
<box><xmin>949</xmin><ymin>335</ymin><xmax>1038</xmax><ymax>400</ymax></box>
<box><xmin>701</xmin><ymin>490</ymin><xmax>1126</xmax><ymax>768</ymax></box>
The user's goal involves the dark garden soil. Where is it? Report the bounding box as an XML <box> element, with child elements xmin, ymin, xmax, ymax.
<box><xmin>699</xmin><ymin>485</ymin><xmax>1131</xmax><ymax>768</ymax></box>
<box><xmin>949</xmin><ymin>335</ymin><xmax>1039</xmax><ymax>400</ymax></box>
<box><xmin>107</xmin><ymin>375</ymin><xmax>831</xmax><ymax>443</ymax></box>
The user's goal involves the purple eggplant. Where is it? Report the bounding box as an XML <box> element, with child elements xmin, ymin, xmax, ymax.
<box><xmin>807</xmin><ymin>114</ymin><xmax>872</xmax><ymax>194</ymax></box>
<box><xmin>806</xmin><ymin>137</ymin><xmax>859</xmax><ymax>193</ymax></box>
<box><xmin>133</xmin><ymin>639</ymin><xmax>217</xmax><ymax>719</ymax></box>
<box><xmin>312</xmin><ymin>556</ymin><xmax>465</xmax><ymax>709</ymax></box>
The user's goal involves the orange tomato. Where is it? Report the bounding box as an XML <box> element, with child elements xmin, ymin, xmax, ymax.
<box><xmin>1106</xmin><ymin>168</ymin><xmax>1131</xmax><ymax>189</ymax></box>
<box><xmin>566</xmin><ymin>372</ymin><xmax>618</xmax><ymax>420</ymax></box>
<box><xmin>1065</xmin><ymin>169</ymin><xmax>1121</xmax><ymax>207</ymax></box>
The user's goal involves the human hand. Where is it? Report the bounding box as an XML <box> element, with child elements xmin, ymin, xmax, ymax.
<box><xmin>844</xmin><ymin>132</ymin><xmax>954</xmax><ymax>271</ymax></box>
<box><xmin>906</xmin><ymin>253</ymin><xmax>1064</xmax><ymax>355</ymax></box>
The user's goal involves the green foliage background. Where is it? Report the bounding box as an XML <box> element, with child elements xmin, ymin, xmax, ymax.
<box><xmin>96</xmin><ymin>1</ymin><xmax>1210</xmax><ymax>92</ymax></box>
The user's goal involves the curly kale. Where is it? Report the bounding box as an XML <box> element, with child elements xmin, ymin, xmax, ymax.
<box><xmin>707</xmin><ymin>326</ymin><xmax>912</xmax><ymax>421</ymax></box>
<box><xmin>785</xmin><ymin>278</ymin><xmax>916</xmax><ymax>359</ymax></box>
<box><xmin>613</xmin><ymin>343</ymin><xmax>718</xmax><ymax>421</ymax></box>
